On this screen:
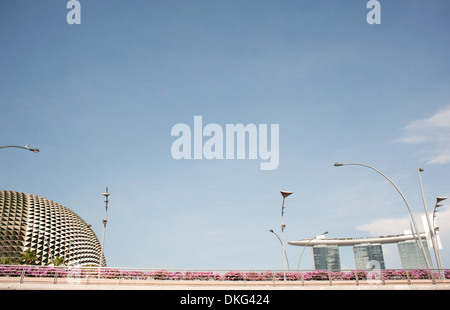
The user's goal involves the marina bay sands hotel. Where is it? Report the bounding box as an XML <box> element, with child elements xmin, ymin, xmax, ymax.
<box><xmin>288</xmin><ymin>232</ymin><xmax>434</xmax><ymax>270</ymax></box>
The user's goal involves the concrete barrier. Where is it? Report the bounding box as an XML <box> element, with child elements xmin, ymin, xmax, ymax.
<box><xmin>1</xmin><ymin>278</ymin><xmax>450</xmax><ymax>290</ymax></box>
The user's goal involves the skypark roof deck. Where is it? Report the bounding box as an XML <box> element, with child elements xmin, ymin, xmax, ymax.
<box><xmin>289</xmin><ymin>233</ymin><xmax>427</xmax><ymax>247</ymax></box>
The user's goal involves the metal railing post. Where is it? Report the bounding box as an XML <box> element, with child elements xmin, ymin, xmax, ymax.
<box><xmin>406</xmin><ymin>270</ymin><xmax>411</xmax><ymax>285</ymax></box>
<box><xmin>328</xmin><ymin>270</ymin><xmax>332</xmax><ymax>286</ymax></box>
<box><xmin>19</xmin><ymin>266</ymin><xmax>25</xmax><ymax>284</ymax></box>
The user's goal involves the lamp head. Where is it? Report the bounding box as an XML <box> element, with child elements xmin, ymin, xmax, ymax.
<box><xmin>334</xmin><ymin>163</ymin><xmax>343</xmax><ymax>167</ymax></box>
<box><xmin>102</xmin><ymin>186</ymin><xmax>110</xmax><ymax>197</ymax></box>
<box><xmin>280</xmin><ymin>191</ymin><xmax>293</xmax><ymax>198</ymax></box>
<box><xmin>436</xmin><ymin>197</ymin><xmax>448</xmax><ymax>203</ymax></box>
<box><xmin>24</xmin><ymin>145</ymin><xmax>39</xmax><ymax>153</ymax></box>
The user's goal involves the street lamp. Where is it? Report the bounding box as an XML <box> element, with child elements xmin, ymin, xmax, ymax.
<box><xmin>418</xmin><ymin>168</ymin><xmax>442</xmax><ymax>276</ymax></box>
<box><xmin>279</xmin><ymin>191</ymin><xmax>293</xmax><ymax>281</ymax></box>
<box><xmin>99</xmin><ymin>187</ymin><xmax>110</xmax><ymax>269</ymax></box>
<box><xmin>433</xmin><ymin>197</ymin><xmax>447</xmax><ymax>224</ymax></box>
<box><xmin>0</xmin><ymin>145</ymin><xmax>39</xmax><ymax>153</ymax></box>
<box><xmin>297</xmin><ymin>231</ymin><xmax>328</xmax><ymax>270</ymax></box>
<box><xmin>433</xmin><ymin>197</ymin><xmax>447</xmax><ymax>275</ymax></box>
<box><xmin>334</xmin><ymin>162</ymin><xmax>434</xmax><ymax>281</ymax></box>
<box><xmin>269</xmin><ymin>229</ymin><xmax>290</xmax><ymax>270</ymax></box>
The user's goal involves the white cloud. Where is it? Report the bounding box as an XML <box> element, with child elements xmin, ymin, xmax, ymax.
<box><xmin>398</xmin><ymin>105</ymin><xmax>450</xmax><ymax>164</ymax></box>
<box><xmin>356</xmin><ymin>209</ymin><xmax>450</xmax><ymax>237</ymax></box>
<box><xmin>356</xmin><ymin>216</ymin><xmax>410</xmax><ymax>236</ymax></box>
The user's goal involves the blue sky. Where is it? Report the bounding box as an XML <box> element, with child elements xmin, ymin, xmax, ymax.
<box><xmin>1</xmin><ymin>0</ymin><xmax>450</xmax><ymax>271</ymax></box>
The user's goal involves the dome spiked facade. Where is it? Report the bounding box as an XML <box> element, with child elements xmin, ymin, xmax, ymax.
<box><xmin>0</xmin><ymin>190</ymin><xmax>105</xmax><ymax>266</ymax></box>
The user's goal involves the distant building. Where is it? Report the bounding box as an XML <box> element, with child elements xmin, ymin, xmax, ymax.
<box><xmin>398</xmin><ymin>240</ymin><xmax>433</xmax><ymax>270</ymax></box>
<box><xmin>0</xmin><ymin>190</ymin><xmax>105</xmax><ymax>266</ymax></box>
<box><xmin>312</xmin><ymin>245</ymin><xmax>341</xmax><ymax>270</ymax></box>
<box><xmin>353</xmin><ymin>243</ymin><xmax>385</xmax><ymax>270</ymax></box>
<box><xmin>289</xmin><ymin>233</ymin><xmax>432</xmax><ymax>271</ymax></box>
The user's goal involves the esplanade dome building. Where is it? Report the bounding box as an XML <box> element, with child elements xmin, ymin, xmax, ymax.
<box><xmin>0</xmin><ymin>190</ymin><xmax>105</xmax><ymax>266</ymax></box>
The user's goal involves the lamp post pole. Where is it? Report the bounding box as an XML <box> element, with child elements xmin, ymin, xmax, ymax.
<box><xmin>334</xmin><ymin>163</ymin><xmax>434</xmax><ymax>282</ymax></box>
<box><xmin>418</xmin><ymin>169</ymin><xmax>442</xmax><ymax>276</ymax></box>
<box><xmin>0</xmin><ymin>145</ymin><xmax>39</xmax><ymax>153</ymax></box>
<box><xmin>269</xmin><ymin>229</ymin><xmax>290</xmax><ymax>271</ymax></box>
<box><xmin>99</xmin><ymin>187</ymin><xmax>110</xmax><ymax>270</ymax></box>
<box><xmin>433</xmin><ymin>197</ymin><xmax>447</xmax><ymax>277</ymax></box>
<box><xmin>280</xmin><ymin>191</ymin><xmax>293</xmax><ymax>281</ymax></box>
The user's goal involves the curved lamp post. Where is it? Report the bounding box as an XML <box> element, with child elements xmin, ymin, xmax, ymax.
<box><xmin>269</xmin><ymin>229</ymin><xmax>290</xmax><ymax>271</ymax></box>
<box><xmin>0</xmin><ymin>145</ymin><xmax>39</xmax><ymax>153</ymax></box>
<box><xmin>297</xmin><ymin>231</ymin><xmax>328</xmax><ymax>270</ymax></box>
<box><xmin>334</xmin><ymin>162</ymin><xmax>434</xmax><ymax>281</ymax></box>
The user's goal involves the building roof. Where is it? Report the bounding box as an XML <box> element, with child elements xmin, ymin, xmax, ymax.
<box><xmin>288</xmin><ymin>233</ymin><xmax>426</xmax><ymax>247</ymax></box>
<box><xmin>0</xmin><ymin>190</ymin><xmax>104</xmax><ymax>266</ymax></box>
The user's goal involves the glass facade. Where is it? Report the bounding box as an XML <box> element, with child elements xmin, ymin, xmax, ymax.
<box><xmin>397</xmin><ymin>240</ymin><xmax>433</xmax><ymax>270</ymax></box>
<box><xmin>353</xmin><ymin>243</ymin><xmax>385</xmax><ymax>270</ymax></box>
<box><xmin>312</xmin><ymin>245</ymin><xmax>341</xmax><ymax>270</ymax></box>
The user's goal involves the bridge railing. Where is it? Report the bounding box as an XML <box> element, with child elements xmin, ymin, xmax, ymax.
<box><xmin>0</xmin><ymin>265</ymin><xmax>448</xmax><ymax>286</ymax></box>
